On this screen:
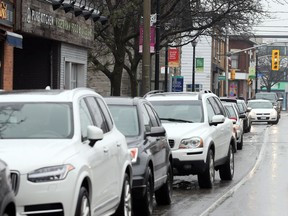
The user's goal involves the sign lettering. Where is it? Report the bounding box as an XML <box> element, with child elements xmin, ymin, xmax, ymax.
<box><xmin>26</xmin><ymin>7</ymin><xmax>92</xmax><ymax>39</ymax></box>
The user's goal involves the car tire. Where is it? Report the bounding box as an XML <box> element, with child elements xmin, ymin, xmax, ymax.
<box><xmin>219</xmin><ymin>144</ymin><xmax>234</xmax><ymax>180</ymax></box>
<box><xmin>113</xmin><ymin>173</ymin><xmax>132</xmax><ymax>216</ymax></box>
<box><xmin>155</xmin><ymin>163</ymin><xmax>173</xmax><ymax>205</ymax></box>
<box><xmin>198</xmin><ymin>149</ymin><xmax>215</xmax><ymax>189</ymax></box>
<box><xmin>237</xmin><ymin>134</ymin><xmax>243</xmax><ymax>150</ymax></box>
<box><xmin>133</xmin><ymin>167</ymin><xmax>154</xmax><ymax>216</ymax></box>
<box><xmin>247</xmin><ymin>122</ymin><xmax>251</xmax><ymax>132</ymax></box>
<box><xmin>75</xmin><ymin>186</ymin><xmax>91</xmax><ymax>216</ymax></box>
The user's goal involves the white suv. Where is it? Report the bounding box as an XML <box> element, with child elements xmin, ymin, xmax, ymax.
<box><xmin>145</xmin><ymin>91</ymin><xmax>236</xmax><ymax>188</ymax></box>
<box><xmin>0</xmin><ymin>88</ymin><xmax>132</xmax><ymax>216</ymax></box>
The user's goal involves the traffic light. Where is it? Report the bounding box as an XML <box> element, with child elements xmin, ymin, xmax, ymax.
<box><xmin>271</xmin><ymin>49</ymin><xmax>280</xmax><ymax>71</ymax></box>
<box><xmin>230</xmin><ymin>69</ymin><xmax>236</xmax><ymax>80</ymax></box>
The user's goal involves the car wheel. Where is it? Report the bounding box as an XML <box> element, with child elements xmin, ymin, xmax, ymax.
<box><xmin>219</xmin><ymin>144</ymin><xmax>234</xmax><ymax>180</ymax></box>
<box><xmin>133</xmin><ymin>167</ymin><xmax>154</xmax><ymax>216</ymax></box>
<box><xmin>155</xmin><ymin>162</ymin><xmax>173</xmax><ymax>205</ymax></box>
<box><xmin>75</xmin><ymin>186</ymin><xmax>91</xmax><ymax>216</ymax></box>
<box><xmin>113</xmin><ymin>173</ymin><xmax>132</xmax><ymax>216</ymax></box>
<box><xmin>198</xmin><ymin>149</ymin><xmax>215</xmax><ymax>189</ymax></box>
<box><xmin>237</xmin><ymin>134</ymin><xmax>243</xmax><ymax>150</ymax></box>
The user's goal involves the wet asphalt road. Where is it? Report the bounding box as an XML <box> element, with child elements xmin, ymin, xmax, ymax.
<box><xmin>152</xmin><ymin>112</ymin><xmax>288</xmax><ymax>216</ymax></box>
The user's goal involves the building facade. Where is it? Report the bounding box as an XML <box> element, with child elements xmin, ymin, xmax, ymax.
<box><xmin>5</xmin><ymin>0</ymin><xmax>95</xmax><ymax>90</ymax></box>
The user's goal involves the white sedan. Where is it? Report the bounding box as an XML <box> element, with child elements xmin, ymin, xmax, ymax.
<box><xmin>247</xmin><ymin>99</ymin><xmax>279</xmax><ymax>124</ymax></box>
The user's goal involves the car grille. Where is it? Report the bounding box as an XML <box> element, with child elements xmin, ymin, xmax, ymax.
<box><xmin>168</xmin><ymin>139</ymin><xmax>175</xmax><ymax>148</ymax></box>
<box><xmin>10</xmin><ymin>171</ymin><xmax>20</xmax><ymax>195</ymax></box>
<box><xmin>24</xmin><ymin>203</ymin><xmax>64</xmax><ymax>216</ymax></box>
<box><xmin>256</xmin><ymin>113</ymin><xmax>270</xmax><ymax>115</ymax></box>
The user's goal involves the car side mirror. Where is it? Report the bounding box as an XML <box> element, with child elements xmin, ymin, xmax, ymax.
<box><xmin>210</xmin><ymin>115</ymin><xmax>225</xmax><ymax>126</ymax></box>
<box><xmin>145</xmin><ymin>126</ymin><xmax>166</xmax><ymax>137</ymax></box>
<box><xmin>278</xmin><ymin>97</ymin><xmax>283</xmax><ymax>101</ymax></box>
<box><xmin>239</xmin><ymin>113</ymin><xmax>246</xmax><ymax>119</ymax></box>
<box><xmin>87</xmin><ymin>125</ymin><xmax>104</xmax><ymax>147</ymax></box>
<box><xmin>247</xmin><ymin>107</ymin><xmax>252</xmax><ymax>112</ymax></box>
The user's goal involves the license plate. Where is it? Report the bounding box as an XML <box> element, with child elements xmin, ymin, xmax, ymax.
<box><xmin>260</xmin><ymin>116</ymin><xmax>266</xmax><ymax>119</ymax></box>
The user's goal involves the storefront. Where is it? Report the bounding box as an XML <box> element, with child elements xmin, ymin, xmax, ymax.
<box><xmin>0</xmin><ymin>0</ymin><xmax>22</xmax><ymax>90</ymax></box>
<box><xmin>13</xmin><ymin>0</ymin><xmax>94</xmax><ymax>90</ymax></box>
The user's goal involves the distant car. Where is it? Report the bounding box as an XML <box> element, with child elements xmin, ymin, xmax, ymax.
<box><xmin>0</xmin><ymin>159</ymin><xmax>16</xmax><ymax>216</ymax></box>
<box><xmin>255</xmin><ymin>92</ymin><xmax>283</xmax><ymax>118</ymax></box>
<box><xmin>223</xmin><ymin>102</ymin><xmax>245</xmax><ymax>150</ymax></box>
<box><xmin>220</xmin><ymin>97</ymin><xmax>251</xmax><ymax>133</ymax></box>
<box><xmin>105</xmin><ymin>97</ymin><xmax>173</xmax><ymax>216</ymax></box>
<box><xmin>247</xmin><ymin>99</ymin><xmax>279</xmax><ymax>124</ymax></box>
<box><xmin>0</xmin><ymin>88</ymin><xmax>133</xmax><ymax>216</ymax></box>
<box><xmin>145</xmin><ymin>91</ymin><xmax>236</xmax><ymax>189</ymax></box>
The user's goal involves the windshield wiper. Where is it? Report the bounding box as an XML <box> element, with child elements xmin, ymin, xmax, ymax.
<box><xmin>160</xmin><ymin>118</ymin><xmax>193</xmax><ymax>123</ymax></box>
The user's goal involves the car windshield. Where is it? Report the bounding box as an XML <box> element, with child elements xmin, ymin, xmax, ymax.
<box><xmin>255</xmin><ymin>93</ymin><xmax>277</xmax><ymax>101</ymax></box>
<box><xmin>108</xmin><ymin>105</ymin><xmax>140</xmax><ymax>137</ymax></box>
<box><xmin>0</xmin><ymin>102</ymin><xmax>73</xmax><ymax>139</ymax></box>
<box><xmin>149</xmin><ymin>100</ymin><xmax>203</xmax><ymax>123</ymax></box>
<box><xmin>248</xmin><ymin>101</ymin><xmax>273</xmax><ymax>109</ymax></box>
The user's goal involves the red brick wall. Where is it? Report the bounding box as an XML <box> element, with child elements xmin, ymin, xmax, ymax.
<box><xmin>2</xmin><ymin>43</ymin><xmax>13</xmax><ymax>90</ymax></box>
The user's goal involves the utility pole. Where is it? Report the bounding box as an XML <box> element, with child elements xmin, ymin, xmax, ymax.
<box><xmin>141</xmin><ymin>0</ymin><xmax>151</xmax><ymax>96</ymax></box>
<box><xmin>154</xmin><ymin>0</ymin><xmax>160</xmax><ymax>90</ymax></box>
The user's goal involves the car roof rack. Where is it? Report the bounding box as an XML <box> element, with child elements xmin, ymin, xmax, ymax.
<box><xmin>143</xmin><ymin>90</ymin><xmax>164</xmax><ymax>98</ymax></box>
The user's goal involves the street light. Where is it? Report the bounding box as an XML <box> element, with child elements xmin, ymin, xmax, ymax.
<box><xmin>191</xmin><ymin>40</ymin><xmax>197</xmax><ymax>92</ymax></box>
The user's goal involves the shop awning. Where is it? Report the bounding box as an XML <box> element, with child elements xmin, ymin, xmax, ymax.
<box><xmin>5</xmin><ymin>31</ymin><xmax>23</xmax><ymax>49</ymax></box>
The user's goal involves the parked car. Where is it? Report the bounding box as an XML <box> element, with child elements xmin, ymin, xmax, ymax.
<box><xmin>222</xmin><ymin>102</ymin><xmax>245</xmax><ymax>150</ymax></box>
<box><xmin>105</xmin><ymin>97</ymin><xmax>173</xmax><ymax>216</ymax></box>
<box><xmin>0</xmin><ymin>159</ymin><xmax>16</xmax><ymax>216</ymax></box>
<box><xmin>220</xmin><ymin>97</ymin><xmax>252</xmax><ymax>133</ymax></box>
<box><xmin>145</xmin><ymin>91</ymin><xmax>236</xmax><ymax>189</ymax></box>
<box><xmin>255</xmin><ymin>92</ymin><xmax>283</xmax><ymax>118</ymax></box>
<box><xmin>0</xmin><ymin>88</ymin><xmax>133</xmax><ymax>216</ymax></box>
<box><xmin>247</xmin><ymin>99</ymin><xmax>279</xmax><ymax>124</ymax></box>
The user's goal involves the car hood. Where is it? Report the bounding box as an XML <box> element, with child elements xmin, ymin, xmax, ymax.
<box><xmin>251</xmin><ymin>108</ymin><xmax>275</xmax><ymax>113</ymax></box>
<box><xmin>0</xmin><ymin>139</ymin><xmax>78</xmax><ymax>174</ymax></box>
<box><xmin>162</xmin><ymin>122</ymin><xmax>208</xmax><ymax>139</ymax></box>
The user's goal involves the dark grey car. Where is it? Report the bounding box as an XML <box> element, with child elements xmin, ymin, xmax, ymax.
<box><xmin>105</xmin><ymin>97</ymin><xmax>173</xmax><ymax>216</ymax></box>
<box><xmin>0</xmin><ymin>159</ymin><xmax>16</xmax><ymax>216</ymax></box>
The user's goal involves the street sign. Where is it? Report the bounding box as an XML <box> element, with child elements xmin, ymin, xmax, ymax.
<box><xmin>171</xmin><ymin>76</ymin><xmax>183</xmax><ymax>92</ymax></box>
<box><xmin>218</xmin><ymin>75</ymin><xmax>226</xmax><ymax>80</ymax></box>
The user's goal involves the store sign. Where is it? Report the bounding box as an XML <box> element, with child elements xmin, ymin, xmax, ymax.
<box><xmin>26</xmin><ymin>7</ymin><xmax>93</xmax><ymax>39</ymax></box>
<box><xmin>20</xmin><ymin>0</ymin><xmax>94</xmax><ymax>47</ymax></box>
<box><xmin>0</xmin><ymin>1</ymin><xmax>13</xmax><ymax>27</ymax></box>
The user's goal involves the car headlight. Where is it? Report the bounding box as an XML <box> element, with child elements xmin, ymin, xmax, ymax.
<box><xmin>27</xmin><ymin>164</ymin><xmax>75</xmax><ymax>183</ymax></box>
<box><xmin>180</xmin><ymin>137</ymin><xmax>203</xmax><ymax>149</ymax></box>
<box><xmin>129</xmin><ymin>148</ymin><xmax>138</xmax><ymax>163</ymax></box>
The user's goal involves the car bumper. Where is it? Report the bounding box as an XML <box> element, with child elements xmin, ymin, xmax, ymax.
<box><xmin>172</xmin><ymin>157</ymin><xmax>206</xmax><ymax>175</ymax></box>
<box><xmin>16</xmin><ymin>173</ymin><xmax>78</xmax><ymax>216</ymax></box>
<box><xmin>250</xmin><ymin>116</ymin><xmax>277</xmax><ymax>122</ymax></box>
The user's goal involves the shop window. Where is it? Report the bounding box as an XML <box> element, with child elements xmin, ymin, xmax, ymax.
<box><xmin>64</xmin><ymin>61</ymin><xmax>85</xmax><ymax>89</ymax></box>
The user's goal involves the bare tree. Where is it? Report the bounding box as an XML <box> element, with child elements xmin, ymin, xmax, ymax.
<box><xmin>258</xmin><ymin>54</ymin><xmax>287</xmax><ymax>92</ymax></box>
<box><xmin>89</xmin><ymin>0</ymin><xmax>268</xmax><ymax>96</ymax></box>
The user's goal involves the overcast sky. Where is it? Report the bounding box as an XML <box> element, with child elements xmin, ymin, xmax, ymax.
<box><xmin>252</xmin><ymin>0</ymin><xmax>288</xmax><ymax>41</ymax></box>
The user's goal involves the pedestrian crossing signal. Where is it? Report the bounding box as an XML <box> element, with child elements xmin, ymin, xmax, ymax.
<box><xmin>271</xmin><ymin>49</ymin><xmax>280</xmax><ymax>71</ymax></box>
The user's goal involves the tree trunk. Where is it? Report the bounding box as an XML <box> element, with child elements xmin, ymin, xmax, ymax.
<box><xmin>110</xmin><ymin>67</ymin><xmax>123</xmax><ymax>96</ymax></box>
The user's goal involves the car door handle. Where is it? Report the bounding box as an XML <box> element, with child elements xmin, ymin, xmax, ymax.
<box><xmin>116</xmin><ymin>142</ymin><xmax>121</xmax><ymax>147</ymax></box>
<box><xmin>103</xmin><ymin>147</ymin><xmax>109</xmax><ymax>153</ymax></box>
